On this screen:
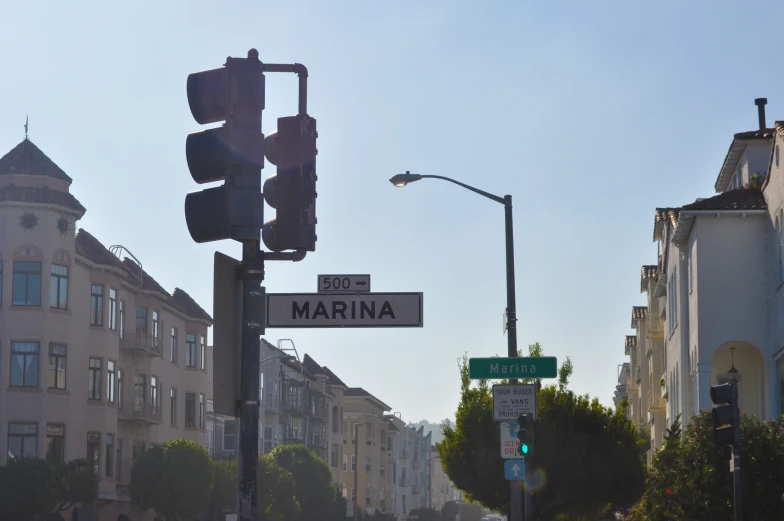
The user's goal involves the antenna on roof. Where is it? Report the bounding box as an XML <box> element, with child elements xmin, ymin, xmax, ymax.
<box><xmin>24</xmin><ymin>115</ymin><xmax>28</xmax><ymax>140</ymax></box>
<box><xmin>755</xmin><ymin>98</ymin><xmax>768</xmax><ymax>129</ymax></box>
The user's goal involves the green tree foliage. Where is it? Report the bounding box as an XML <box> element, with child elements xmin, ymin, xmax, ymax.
<box><xmin>269</xmin><ymin>445</ymin><xmax>336</xmax><ymax>521</ymax></box>
<box><xmin>130</xmin><ymin>438</ymin><xmax>215</xmax><ymax>521</ymax></box>
<box><xmin>410</xmin><ymin>507</ymin><xmax>441</xmax><ymax>521</ymax></box>
<box><xmin>627</xmin><ymin>411</ymin><xmax>784</xmax><ymax>521</ymax></box>
<box><xmin>0</xmin><ymin>457</ymin><xmax>97</xmax><ymax>521</ymax></box>
<box><xmin>438</xmin><ymin>344</ymin><xmax>646</xmax><ymax>521</ymax></box>
<box><xmin>207</xmin><ymin>455</ymin><xmax>300</xmax><ymax>521</ymax></box>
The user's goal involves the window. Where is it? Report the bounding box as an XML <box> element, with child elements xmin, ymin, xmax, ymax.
<box><xmin>150</xmin><ymin>376</ymin><xmax>159</xmax><ymax>413</ymax></box>
<box><xmin>105</xmin><ymin>434</ymin><xmax>115</xmax><ymax>477</ymax></box>
<box><xmin>8</xmin><ymin>423</ymin><xmax>37</xmax><ymax>460</ymax></box>
<box><xmin>393</xmin><ymin>462</ymin><xmax>397</xmax><ymax>483</ymax></box>
<box><xmin>90</xmin><ymin>285</ymin><xmax>104</xmax><ymax>326</ymax></box>
<box><xmin>152</xmin><ymin>311</ymin><xmax>159</xmax><ymax>348</ymax></box>
<box><xmin>117</xmin><ymin>369</ymin><xmax>124</xmax><ymax>408</ymax></box>
<box><xmin>134</xmin><ymin>374</ymin><xmax>146</xmax><ymax>414</ymax></box>
<box><xmin>88</xmin><ymin>358</ymin><xmax>102</xmax><ymax>400</ymax></box>
<box><xmin>199</xmin><ymin>394</ymin><xmax>205</xmax><ymax>428</ymax></box>
<box><xmin>186</xmin><ymin>334</ymin><xmax>196</xmax><ymax>367</ymax></box>
<box><xmin>366</xmin><ymin>455</ymin><xmax>372</xmax><ymax>472</ymax></box>
<box><xmin>136</xmin><ymin>307</ymin><xmax>147</xmax><ymax>330</ymax></box>
<box><xmin>171</xmin><ymin>328</ymin><xmax>178</xmax><ymax>363</ymax></box>
<box><xmin>366</xmin><ymin>422</ymin><xmax>373</xmax><ymax>437</ymax></box>
<box><xmin>12</xmin><ymin>261</ymin><xmax>41</xmax><ymax>306</ymax></box>
<box><xmin>50</xmin><ymin>264</ymin><xmax>68</xmax><ymax>309</ymax></box>
<box><xmin>331</xmin><ymin>443</ymin><xmax>339</xmax><ymax>467</ymax></box>
<box><xmin>133</xmin><ymin>441</ymin><xmax>145</xmax><ymax>461</ymax></box>
<box><xmin>46</xmin><ymin>424</ymin><xmax>65</xmax><ymax>463</ymax></box>
<box><xmin>223</xmin><ymin>421</ymin><xmax>236</xmax><ymax>451</ymax></box>
<box><xmin>259</xmin><ymin>372</ymin><xmax>264</xmax><ymax>402</ymax></box>
<box><xmin>11</xmin><ymin>341</ymin><xmax>39</xmax><ymax>387</ymax></box>
<box><xmin>109</xmin><ymin>289</ymin><xmax>117</xmax><ymax>330</ymax></box>
<box><xmin>185</xmin><ymin>392</ymin><xmax>196</xmax><ymax>427</ymax></box>
<box><xmin>170</xmin><ymin>388</ymin><xmax>177</xmax><ymax>425</ymax></box>
<box><xmin>87</xmin><ymin>432</ymin><xmax>100</xmax><ymax>475</ymax></box>
<box><xmin>332</xmin><ymin>406</ymin><xmax>339</xmax><ymax>433</ymax></box>
<box><xmin>668</xmin><ymin>269</ymin><xmax>678</xmax><ymax>333</ymax></box>
<box><xmin>365</xmin><ymin>484</ymin><xmax>371</xmax><ymax>506</ymax></box>
<box><xmin>351</xmin><ymin>454</ymin><xmax>356</xmax><ymax>471</ymax></box>
<box><xmin>343</xmin><ymin>454</ymin><xmax>347</xmax><ymax>471</ymax></box>
<box><xmin>48</xmin><ymin>343</ymin><xmax>67</xmax><ymax>389</ymax></box>
<box><xmin>116</xmin><ymin>439</ymin><xmax>123</xmax><ymax>481</ymax></box>
<box><xmin>119</xmin><ymin>301</ymin><xmax>125</xmax><ymax>339</ymax></box>
<box><xmin>200</xmin><ymin>336</ymin><xmax>206</xmax><ymax>370</ymax></box>
<box><xmin>107</xmin><ymin>361</ymin><xmax>116</xmax><ymax>403</ymax></box>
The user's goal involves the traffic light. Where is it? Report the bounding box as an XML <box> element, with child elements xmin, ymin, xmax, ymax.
<box><xmin>710</xmin><ymin>382</ymin><xmax>741</xmax><ymax>448</ymax></box>
<box><xmin>184</xmin><ymin>49</ymin><xmax>266</xmax><ymax>244</ymax></box>
<box><xmin>261</xmin><ymin>114</ymin><xmax>318</xmax><ymax>252</ymax></box>
<box><xmin>517</xmin><ymin>413</ymin><xmax>533</xmax><ymax>455</ymax></box>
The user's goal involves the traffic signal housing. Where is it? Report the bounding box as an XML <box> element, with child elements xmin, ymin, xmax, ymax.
<box><xmin>184</xmin><ymin>50</ymin><xmax>266</xmax><ymax>244</ymax></box>
<box><xmin>261</xmin><ymin>114</ymin><xmax>318</xmax><ymax>252</ymax></box>
<box><xmin>710</xmin><ymin>382</ymin><xmax>741</xmax><ymax>448</ymax></box>
<box><xmin>517</xmin><ymin>413</ymin><xmax>533</xmax><ymax>456</ymax></box>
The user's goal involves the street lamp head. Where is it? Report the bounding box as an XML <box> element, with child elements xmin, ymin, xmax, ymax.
<box><xmin>281</xmin><ymin>355</ymin><xmax>296</xmax><ymax>362</ymax></box>
<box><xmin>389</xmin><ymin>171</ymin><xmax>422</xmax><ymax>188</ymax></box>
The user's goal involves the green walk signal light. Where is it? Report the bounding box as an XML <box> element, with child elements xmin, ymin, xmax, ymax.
<box><xmin>517</xmin><ymin>413</ymin><xmax>533</xmax><ymax>456</ymax></box>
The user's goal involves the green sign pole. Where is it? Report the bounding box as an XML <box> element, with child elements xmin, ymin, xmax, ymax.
<box><xmin>469</xmin><ymin>356</ymin><xmax>558</xmax><ymax>379</ymax></box>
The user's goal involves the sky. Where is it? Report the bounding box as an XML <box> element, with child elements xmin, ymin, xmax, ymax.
<box><xmin>1</xmin><ymin>0</ymin><xmax>783</xmax><ymax>424</ymax></box>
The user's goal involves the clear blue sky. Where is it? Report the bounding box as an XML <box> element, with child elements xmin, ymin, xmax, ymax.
<box><xmin>1</xmin><ymin>0</ymin><xmax>781</xmax><ymax>423</ymax></box>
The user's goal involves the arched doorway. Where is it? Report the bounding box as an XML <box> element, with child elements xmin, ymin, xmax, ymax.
<box><xmin>711</xmin><ymin>342</ymin><xmax>765</xmax><ymax>418</ymax></box>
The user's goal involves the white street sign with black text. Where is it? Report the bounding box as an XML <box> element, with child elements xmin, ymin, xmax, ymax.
<box><xmin>492</xmin><ymin>384</ymin><xmax>537</xmax><ymax>421</ymax></box>
<box><xmin>266</xmin><ymin>292</ymin><xmax>423</xmax><ymax>328</ymax></box>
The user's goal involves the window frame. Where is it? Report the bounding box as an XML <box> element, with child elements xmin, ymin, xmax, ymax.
<box><xmin>8</xmin><ymin>422</ymin><xmax>38</xmax><ymax>460</ymax></box>
<box><xmin>50</xmin><ymin>264</ymin><xmax>69</xmax><ymax>310</ymax></box>
<box><xmin>87</xmin><ymin>431</ymin><xmax>101</xmax><ymax>475</ymax></box>
<box><xmin>109</xmin><ymin>288</ymin><xmax>117</xmax><ymax>330</ymax></box>
<box><xmin>200</xmin><ymin>336</ymin><xmax>206</xmax><ymax>370</ymax></box>
<box><xmin>90</xmin><ymin>284</ymin><xmax>104</xmax><ymax>326</ymax></box>
<box><xmin>199</xmin><ymin>393</ymin><xmax>205</xmax><ymax>429</ymax></box>
<box><xmin>107</xmin><ymin>360</ymin><xmax>116</xmax><ymax>403</ymax></box>
<box><xmin>46</xmin><ymin>423</ymin><xmax>65</xmax><ymax>463</ymax></box>
<box><xmin>186</xmin><ymin>334</ymin><xmax>197</xmax><ymax>367</ymax></box>
<box><xmin>170</xmin><ymin>388</ymin><xmax>178</xmax><ymax>425</ymax></box>
<box><xmin>11</xmin><ymin>341</ymin><xmax>40</xmax><ymax>387</ymax></box>
<box><xmin>119</xmin><ymin>301</ymin><xmax>125</xmax><ymax>339</ymax></box>
<box><xmin>12</xmin><ymin>260</ymin><xmax>42</xmax><ymax>307</ymax></box>
<box><xmin>88</xmin><ymin>358</ymin><xmax>102</xmax><ymax>400</ymax></box>
<box><xmin>185</xmin><ymin>392</ymin><xmax>196</xmax><ymax>428</ymax></box>
<box><xmin>48</xmin><ymin>343</ymin><xmax>67</xmax><ymax>390</ymax></box>
<box><xmin>117</xmin><ymin>368</ymin><xmax>124</xmax><ymax>409</ymax></box>
<box><xmin>105</xmin><ymin>433</ymin><xmax>115</xmax><ymax>478</ymax></box>
<box><xmin>171</xmin><ymin>327</ymin><xmax>178</xmax><ymax>363</ymax></box>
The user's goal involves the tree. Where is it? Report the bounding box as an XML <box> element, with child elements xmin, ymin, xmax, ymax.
<box><xmin>269</xmin><ymin>445</ymin><xmax>336</xmax><ymax>521</ymax></box>
<box><xmin>0</xmin><ymin>458</ymin><xmax>97</xmax><ymax>521</ymax></box>
<box><xmin>410</xmin><ymin>507</ymin><xmax>440</xmax><ymax>521</ymax></box>
<box><xmin>438</xmin><ymin>344</ymin><xmax>646</xmax><ymax>521</ymax></box>
<box><xmin>131</xmin><ymin>439</ymin><xmax>215</xmax><ymax>521</ymax></box>
<box><xmin>208</xmin><ymin>455</ymin><xmax>301</xmax><ymax>521</ymax></box>
<box><xmin>627</xmin><ymin>411</ymin><xmax>784</xmax><ymax>521</ymax></box>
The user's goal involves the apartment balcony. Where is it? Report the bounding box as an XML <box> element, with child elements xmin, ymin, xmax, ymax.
<box><xmin>284</xmin><ymin>431</ymin><xmax>306</xmax><ymax>445</ymax></box>
<box><xmin>647</xmin><ymin>388</ymin><xmax>665</xmax><ymax>414</ymax></box>
<box><xmin>120</xmin><ymin>329</ymin><xmax>161</xmax><ymax>357</ymax></box>
<box><xmin>118</xmin><ymin>403</ymin><xmax>161</xmax><ymax>424</ymax></box>
<box><xmin>309</xmin><ymin>434</ymin><xmax>328</xmax><ymax>450</ymax></box>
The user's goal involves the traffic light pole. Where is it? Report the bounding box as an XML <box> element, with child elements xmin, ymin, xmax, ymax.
<box><xmin>733</xmin><ymin>444</ymin><xmax>742</xmax><ymax>521</ymax></box>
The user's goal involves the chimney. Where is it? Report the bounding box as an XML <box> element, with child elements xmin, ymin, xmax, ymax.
<box><xmin>755</xmin><ymin>98</ymin><xmax>768</xmax><ymax>129</ymax></box>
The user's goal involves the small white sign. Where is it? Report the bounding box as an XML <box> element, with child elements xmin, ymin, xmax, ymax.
<box><xmin>492</xmin><ymin>384</ymin><xmax>537</xmax><ymax>421</ymax></box>
<box><xmin>500</xmin><ymin>421</ymin><xmax>521</xmax><ymax>459</ymax></box>
<box><xmin>317</xmin><ymin>274</ymin><xmax>370</xmax><ymax>293</ymax></box>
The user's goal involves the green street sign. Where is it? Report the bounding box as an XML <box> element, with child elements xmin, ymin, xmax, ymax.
<box><xmin>469</xmin><ymin>357</ymin><xmax>558</xmax><ymax>379</ymax></box>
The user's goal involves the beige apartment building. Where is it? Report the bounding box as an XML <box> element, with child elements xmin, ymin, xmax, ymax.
<box><xmin>0</xmin><ymin>137</ymin><xmax>211</xmax><ymax>521</ymax></box>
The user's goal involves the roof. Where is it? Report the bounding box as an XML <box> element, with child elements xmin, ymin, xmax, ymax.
<box><xmin>345</xmin><ymin>387</ymin><xmax>392</xmax><ymax>411</ymax></box>
<box><xmin>302</xmin><ymin>354</ymin><xmax>326</xmax><ymax>376</ymax></box>
<box><xmin>715</xmin><ymin>128</ymin><xmax>775</xmax><ymax>193</ymax></box>
<box><xmin>0</xmin><ymin>184</ymin><xmax>86</xmax><ymax>216</ymax></box>
<box><xmin>75</xmin><ymin>229</ymin><xmax>212</xmax><ymax>323</ymax></box>
<box><xmin>631</xmin><ymin>306</ymin><xmax>647</xmax><ymax>328</ymax></box>
<box><xmin>168</xmin><ymin>289</ymin><xmax>212</xmax><ymax>323</ymax></box>
<box><xmin>653</xmin><ymin>208</ymin><xmax>680</xmax><ymax>241</ymax></box>
<box><xmin>640</xmin><ymin>265</ymin><xmax>657</xmax><ymax>293</ymax></box>
<box><xmin>0</xmin><ymin>139</ymin><xmax>72</xmax><ymax>183</ymax></box>
<box><xmin>625</xmin><ymin>335</ymin><xmax>636</xmax><ymax>355</ymax></box>
<box><xmin>680</xmin><ymin>188</ymin><xmax>767</xmax><ymax>212</ymax></box>
<box><xmin>322</xmin><ymin>366</ymin><xmax>348</xmax><ymax>388</ymax></box>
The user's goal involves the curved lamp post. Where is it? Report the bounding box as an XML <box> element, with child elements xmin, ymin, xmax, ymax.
<box><xmin>390</xmin><ymin>170</ymin><xmax>522</xmax><ymax>520</ymax></box>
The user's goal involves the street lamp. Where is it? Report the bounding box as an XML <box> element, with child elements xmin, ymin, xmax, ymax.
<box><xmin>353</xmin><ymin>414</ymin><xmax>379</xmax><ymax>521</ymax></box>
<box><xmin>260</xmin><ymin>355</ymin><xmax>296</xmax><ymax>365</ymax></box>
<box><xmin>390</xmin><ymin>170</ymin><xmax>521</xmax><ymax>520</ymax></box>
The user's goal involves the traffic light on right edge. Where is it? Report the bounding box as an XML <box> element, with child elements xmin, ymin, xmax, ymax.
<box><xmin>517</xmin><ymin>413</ymin><xmax>533</xmax><ymax>456</ymax></box>
<box><xmin>262</xmin><ymin>114</ymin><xmax>318</xmax><ymax>252</ymax></box>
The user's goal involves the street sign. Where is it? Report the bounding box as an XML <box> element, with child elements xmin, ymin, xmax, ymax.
<box><xmin>504</xmin><ymin>459</ymin><xmax>525</xmax><ymax>481</ymax></box>
<box><xmin>317</xmin><ymin>274</ymin><xmax>371</xmax><ymax>293</ymax></box>
<box><xmin>500</xmin><ymin>421</ymin><xmax>522</xmax><ymax>459</ymax></box>
<box><xmin>469</xmin><ymin>356</ymin><xmax>558</xmax><ymax>379</ymax></box>
<box><xmin>492</xmin><ymin>384</ymin><xmax>537</xmax><ymax>421</ymax></box>
<box><xmin>266</xmin><ymin>292</ymin><xmax>423</xmax><ymax>328</ymax></box>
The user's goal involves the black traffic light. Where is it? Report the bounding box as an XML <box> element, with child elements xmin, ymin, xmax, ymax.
<box><xmin>710</xmin><ymin>382</ymin><xmax>741</xmax><ymax>448</ymax></box>
<box><xmin>517</xmin><ymin>413</ymin><xmax>533</xmax><ymax>456</ymax></box>
<box><xmin>184</xmin><ymin>49</ymin><xmax>266</xmax><ymax>244</ymax></box>
<box><xmin>261</xmin><ymin>114</ymin><xmax>318</xmax><ymax>252</ymax></box>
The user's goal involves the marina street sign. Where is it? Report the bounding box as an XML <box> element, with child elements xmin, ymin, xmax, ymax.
<box><xmin>469</xmin><ymin>356</ymin><xmax>558</xmax><ymax>379</ymax></box>
<box><xmin>317</xmin><ymin>274</ymin><xmax>371</xmax><ymax>293</ymax></box>
<box><xmin>492</xmin><ymin>384</ymin><xmax>537</xmax><ymax>421</ymax></box>
<box><xmin>266</xmin><ymin>292</ymin><xmax>423</xmax><ymax>328</ymax></box>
